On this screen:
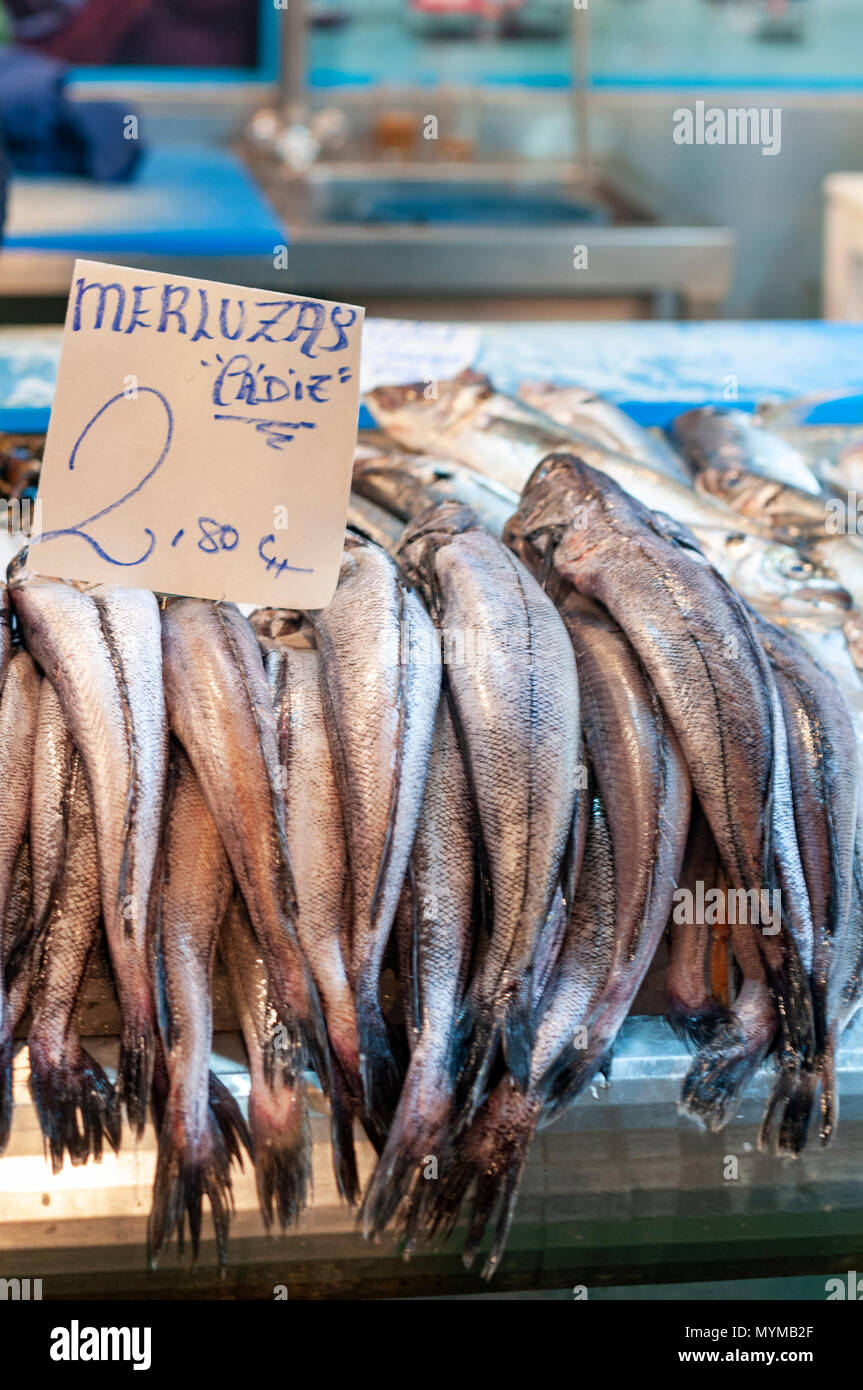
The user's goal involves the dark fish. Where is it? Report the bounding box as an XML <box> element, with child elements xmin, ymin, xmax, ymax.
<box><xmin>148</xmin><ymin>747</ymin><xmax>250</xmax><ymax>1266</ymax></box>
<box><xmin>398</xmin><ymin>502</ymin><xmax>581</xmax><ymax>1094</ymax></box>
<box><xmin>309</xmin><ymin>533</ymin><xmax>440</xmax><ymax>1128</ymax></box>
<box><xmin>0</xmin><ymin>650</ymin><xmax>42</xmax><ymax>1151</ymax></box>
<box><xmin>221</xmin><ymin>894</ymin><xmax>311</xmax><ymax>1231</ymax></box>
<box><xmin>11</xmin><ymin>576</ymin><xmax>167</xmax><ymax>1136</ymax></box>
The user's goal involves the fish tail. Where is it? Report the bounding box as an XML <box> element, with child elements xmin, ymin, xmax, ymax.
<box><xmin>248</xmin><ymin>1074</ymin><xmax>311</xmax><ymax>1231</ymax></box>
<box><xmin>457</xmin><ymin>1086</ymin><xmax>537</xmax><ymax>1276</ymax></box>
<box><xmin>28</xmin><ymin>1038</ymin><xmax>121</xmax><ymax>1174</ymax></box>
<box><xmin>774</xmin><ymin>1064</ymin><xmax>818</xmax><ymax>1158</ymax></box>
<box><xmin>666</xmin><ymin>994</ymin><xmax>732</xmax><ymax>1051</ymax></box>
<box><xmin>355</xmin><ymin>975</ymin><xmax>401</xmax><ymax>1132</ymax></box>
<box><xmin>147</xmin><ymin>1094</ymin><xmax>239</xmax><ymax>1269</ymax></box>
<box><xmin>361</xmin><ymin>1064</ymin><xmax>451</xmax><ymax>1240</ymax></box>
<box><xmin>329</xmin><ymin>1057</ymin><xmax>361</xmax><ymax>1206</ymax></box>
<box><xmin>501</xmin><ymin>974</ymin><xmax>534</xmax><ymax>1093</ymax></box>
<box><xmin>680</xmin><ymin>1018</ymin><xmax>768</xmax><ymax>1133</ymax></box>
<box><xmin>0</xmin><ymin>1020</ymin><xmax>12</xmax><ymax>1155</ymax></box>
<box><xmin>208</xmin><ymin>1072</ymin><xmax>252</xmax><ymax>1168</ymax></box>
<box><xmin>114</xmin><ymin>1017</ymin><xmax>157</xmax><ymax>1139</ymax></box>
<box><xmin>452</xmin><ymin>1002</ymin><xmax>500</xmax><ymax>1118</ymax></box>
<box><xmin>818</xmin><ymin>1030</ymin><xmax>839</xmax><ymax>1146</ymax></box>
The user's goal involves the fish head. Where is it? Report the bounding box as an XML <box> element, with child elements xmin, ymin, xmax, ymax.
<box><xmin>365</xmin><ymin>370</ymin><xmax>493</xmax><ymax>441</ymax></box>
<box><xmin>719</xmin><ymin>534</ymin><xmax>852</xmax><ymax>613</ymax></box>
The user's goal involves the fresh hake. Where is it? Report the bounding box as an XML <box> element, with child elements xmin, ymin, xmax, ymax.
<box><xmin>221</xmin><ymin>894</ymin><xmax>312</xmax><ymax>1231</ymax></box>
<box><xmin>161</xmin><ymin>598</ymin><xmax>328</xmax><ymax>1087</ymax></box>
<box><xmin>253</xmin><ymin>608</ymin><xmax>363</xmax><ymax>1202</ymax></box>
<box><xmin>28</xmin><ymin>747</ymin><xmax>121</xmax><ymax>1172</ymax></box>
<box><xmin>0</xmin><ymin>648</ymin><xmax>40</xmax><ymax>1151</ymax></box>
<box><xmin>148</xmin><ymin>747</ymin><xmax>249</xmax><ymax>1265</ymax></box>
<box><xmin>11</xmin><ymin>575</ymin><xmax>167</xmax><ymax>1135</ymax></box>
<box><xmin>309</xmin><ymin>533</ymin><xmax>440</xmax><ymax>1127</ymax></box>
<box><xmin>399</xmin><ymin>502</ymin><xmax>581</xmax><ymax>1092</ymax></box>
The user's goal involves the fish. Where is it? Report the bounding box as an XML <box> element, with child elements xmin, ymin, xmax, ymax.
<box><xmin>362</xmin><ymin>697</ymin><xmax>476</xmax><ymax>1239</ymax></box>
<box><xmin>666</xmin><ymin>805</ymin><xmax>729</xmax><ymax>1047</ymax></box>
<box><xmin>11</xmin><ymin>575</ymin><xmax>167</xmax><ymax>1136</ymax></box>
<box><xmin>519</xmin><ymin>380</ymin><xmax>693</xmax><ymax>485</ymax></box>
<box><xmin>695</xmin><ymin>467</ymin><xmax>830</xmax><ymax>538</ymax></box>
<box><xmin>680</xmin><ymin>905</ymin><xmax>777</xmax><ymax>1133</ymax></box>
<box><xmin>3</xmin><ymin>843</ymin><xmax>34</xmax><ymax>1032</ymax></box>
<box><xmin>426</xmin><ymin>786</ymin><xmax>618</xmax><ymax>1279</ymax></box>
<box><xmin>693</xmin><ymin>531</ymin><xmax>851</xmax><ymax>617</ymax></box>
<box><xmin>148</xmin><ymin>746</ymin><xmax>250</xmax><ymax>1266</ymax></box>
<box><xmin>398</xmin><ymin>502</ymin><xmax>581</xmax><ymax>1093</ymax></box>
<box><xmin>755</xmin><ymin>614</ymin><xmax>859</xmax><ymax>1144</ymax></box>
<box><xmin>513</xmin><ymin>453</ymin><xmax>817</xmax><ymax>1151</ymax></box>
<box><xmin>27</xmin><ymin>744</ymin><xmax>121</xmax><ymax>1173</ymax></box>
<box><xmin>353</xmin><ymin>447</ymin><xmax>518</xmax><ymax>538</ymax></box>
<box><xmin>367</xmin><ymin>370</ymin><xmax>769</xmax><ymax>538</ymax></box>
<box><xmin>672</xmin><ymin>405</ymin><xmax>824</xmax><ymax>497</ymax></box>
<box><xmin>160</xmin><ymin>598</ymin><xmax>329</xmax><ymax>1090</ymax></box>
<box><xmin>252</xmin><ymin>608</ymin><xmax>363</xmax><ymax>1202</ymax></box>
<box><xmin>221</xmin><ymin>893</ymin><xmax>311</xmax><ymax>1231</ymax></box>
<box><xmin>0</xmin><ymin>650</ymin><xmax>43</xmax><ymax>1151</ymax></box>
<box><xmin>346</xmin><ymin>495</ymin><xmax>404</xmax><ymax>554</ymax></box>
<box><xmin>809</xmin><ymin>535</ymin><xmax>863</xmax><ymax>610</ymax></box>
<box><xmin>308</xmin><ymin>533</ymin><xmax>440</xmax><ymax>1128</ymax></box>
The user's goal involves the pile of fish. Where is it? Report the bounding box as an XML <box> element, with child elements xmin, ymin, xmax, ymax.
<box><xmin>2</xmin><ymin>373</ymin><xmax>863</xmax><ymax>1282</ymax></box>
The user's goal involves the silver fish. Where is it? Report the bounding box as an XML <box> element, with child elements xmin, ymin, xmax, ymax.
<box><xmin>398</xmin><ymin>502</ymin><xmax>581</xmax><ymax>1093</ymax></box>
<box><xmin>160</xmin><ymin>597</ymin><xmax>328</xmax><ymax>1089</ymax></box>
<box><xmin>367</xmin><ymin>370</ymin><xmax>767</xmax><ymax>538</ymax></box>
<box><xmin>426</xmin><ymin>787</ymin><xmax>618</xmax><ymax>1279</ymax></box>
<box><xmin>221</xmin><ymin>893</ymin><xmax>311</xmax><ymax>1230</ymax></box>
<box><xmin>11</xmin><ymin>576</ymin><xmax>167</xmax><ymax>1136</ymax></box>
<box><xmin>149</xmin><ymin>747</ymin><xmax>249</xmax><ymax>1265</ymax></box>
<box><xmin>519</xmin><ymin>380</ymin><xmax>693</xmax><ymax>485</ymax></box>
<box><xmin>27</xmin><ymin>747</ymin><xmax>121</xmax><ymax>1173</ymax></box>
<box><xmin>353</xmin><ymin>447</ymin><xmax>518</xmax><ymax>538</ymax></box>
<box><xmin>514</xmin><ymin>453</ymin><xmax>816</xmax><ymax>1152</ymax></box>
<box><xmin>0</xmin><ymin>650</ymin><xmax>43</xmax><ymax>1151</ymax></box>
<box><xmin>253</xmin><ymin>609</ymin><xmax>364</xmax><ymax>1202</ymax></box>
<box><xmin>756</xmin><ymin>614</ymin><xmax>859</xmax><ymax>1144</ymax></box>
<box><xmin>309</xmin><ymin>533</ymin><xmax>440</xmax><ymax>1127</ymax></box>
<box><xmin>362</xmin><ymin>697</ymin><xmax>475</xmax><ymax>1240</ymax></box>
<box><xmin>673</xmin><ymin>405</ymin><xmax>824</xmax><ymax>497</ymax></box>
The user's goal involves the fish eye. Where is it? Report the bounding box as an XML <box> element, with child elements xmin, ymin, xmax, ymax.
<box><xmin>778</xmin><ymin>554</ymin><xmax>813</xmax><ymax>578</ymax></box>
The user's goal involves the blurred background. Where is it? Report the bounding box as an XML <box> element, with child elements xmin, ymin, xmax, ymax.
<box><xmin>0</xmin><ymin>0</ymin><xmax>861</xmax><ymax>324</ymax></box>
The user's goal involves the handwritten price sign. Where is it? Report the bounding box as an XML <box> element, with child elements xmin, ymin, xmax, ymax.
<box><xmin>31</xmin><ymin>260</ymin><xmax>364</xmax><ymax>607</ymax></box>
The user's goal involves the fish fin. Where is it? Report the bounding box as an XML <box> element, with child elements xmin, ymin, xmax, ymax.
<box><xmin>147</xmin><ymin>1093</ymin><xmax>240</xmax><ymax>1269</ymax></box>
<box><xmin>818</xmin><ymin>1031</ymin><xmax>839</xmax><ymax>1146</ymax></box>
<box><xmin>329</xmin><ymin>1057</ymin><xmax>361</xmax><ymax>1206</ymax></box>
<box><xmin>680</xmin><ymin>1018</ymin><xmax>767</xmax><ymax>1133</ymax></box>
<box><xmin>114</xmin><ymin>1019</ymin><xmax>157</xmax><ymax>1140</ymax></box>
<box><xmin>356</xmin><ymin>974</ymin><xmax>402</xmax><ymax>1132</ymax></box>
<box><xmin>666</xmin><ymin>994</ymin><xmax>732</xmax><ymax>1051</ymax></box>
<box><xmin>208</xmin><ymin>1072</ymin><xmax>252</xmax><ymax>1168</ymax></box>
<box><xmin>248</xmin><ymin>1074</ymin><xmax>312</xmax><ymax>1232</ymax></box>
<box><xmin>436</xmin><ymin>1083</ymin><xmax>536</xmax><ymax>1275</ymax></box>
<box><xmin>361</xmin><ymin>1064</ymin><xmax>451</xmax><ymax>1240</ymax></box>
<box><xmin>768</xmin><ymin>1063</ymin><xmax>817</xmax><ymax>1158</ymax></box>
<box><xmin>0</xmin><ymin>1023</ymin><xmax>12</xmax><ymax>1154</ymax></box>
<box><xmin>28</xmin><ymin>1039</ymin><xmax>121</xmax><ymax>1174</ymax></box>
<box><xmin>452</xmin><ymin>1004</ymin><xmax>500</xmax><ymax>1120</ymax></box>
<box><xmin>501</xmin><ymin>975</ymin><xmax>534</xmax><ymax>1092</ymax></box>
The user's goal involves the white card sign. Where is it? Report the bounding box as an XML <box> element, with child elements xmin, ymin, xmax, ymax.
<box><xmin>30</xmin><ymin>260</ymin><xmax>364</xmax><ymax>608</ymax></box>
